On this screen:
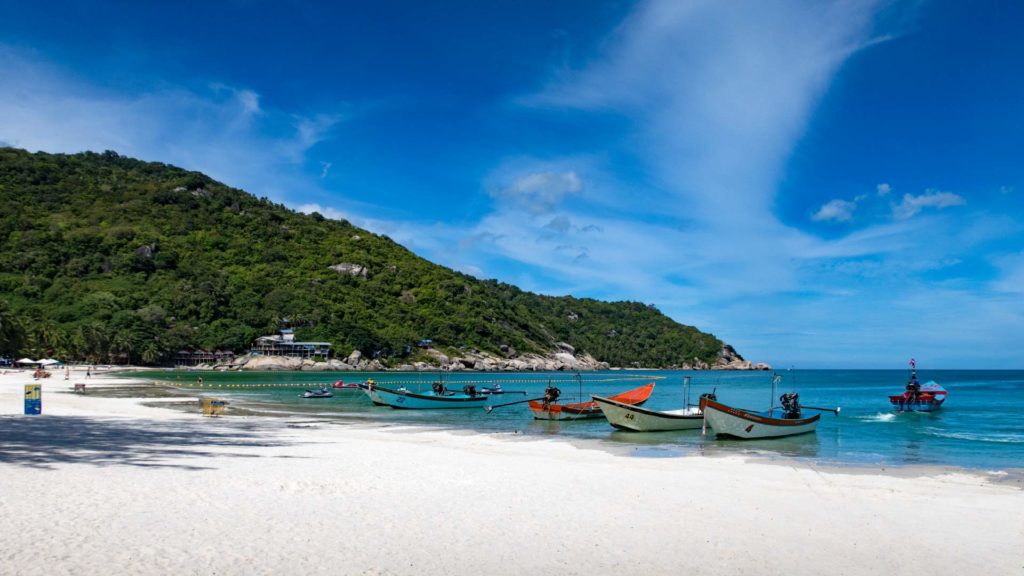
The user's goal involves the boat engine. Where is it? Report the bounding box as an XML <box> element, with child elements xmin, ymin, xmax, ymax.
<box><xmin>463</xmin><ymin>384</ymin><xmax>478</xmax><ymax>397</ymax></box>
<box><xmin>699</xmin><ymin>392</ymin><xmax>717</xmax><ymax>402</ymax></box>
<box><xmin>432</xmin><ymin>382</ymin><xmax>446</xmax><ymax>395</ymax></box>
<box><xmin>780</xmin><ymin>392</ymin><xmax>801</xmax><ymax>418</ymax></box>
<box><xmin>543</xmin><ymin>385</ymin><xmax>561</xmax><ymax>405</ymax></box>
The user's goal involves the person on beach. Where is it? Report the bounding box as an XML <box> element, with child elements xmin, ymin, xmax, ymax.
<box><xmin>197</xmin><ymin>376</ymin><xmax>204</xmax><ymax>386</ymax></box>
<box><xmin>86</xmin><ymin>366</ymin><xmax>92</xmax><ymax>378</ymax></box>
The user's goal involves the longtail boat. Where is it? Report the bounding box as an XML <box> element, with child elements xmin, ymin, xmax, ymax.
<box><xmin>889</xmin><ymin>359</ymin><xmax>947</xmax><ymax>412</ymax></box>
<box><xmin>593</xmin><ymin>376</ymin><xmax>707</xmax><ymax>431</ymax></box>
<box><xmin>700</xmin><ymin>397</ymin><xmax>820</xmax><ymax>439</ymax></box>
<box><xmin>594</xmin><ymin>396</ymin><xmax>703</xmax><ymax>431</ymax></box>
<box><xmin>529</xmin><ymin>382</ymin><xmax>655</xmax><ymax>421</ymax></box>
<box><xmin>700</xmin><ymin>373</ymin><xmax>837</xmax><ymax>439</ymax></box>
<box><xmin>359</xmin><ymin>381</ymin><xmax>490</xmax><ymax>409</ymax></box>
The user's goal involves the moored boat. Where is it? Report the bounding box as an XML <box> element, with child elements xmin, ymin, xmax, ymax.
<box><xmin>700</xmin><ymin>373</ymin><xmax>837</xmax><ymax>439</ymax></box>
<box><xmin>593</xmin><ymin>376</ymin><xmax>707</xmax><ymax>431</ymax></box>
<box><xmin>700</xmin><ymin>397</ymin><xmax>820</xmax><ymax>439</ymax></box>
<box><xmin>359</xmin><ymin>380</ymin><xmax>490</xmax><ymax>409</ymax></box>
<box><xmin>529</xmin><ymin>382</ymin><xmax>655</xmax><ymax>421</ymax></box>
<box><xmin>301</xmin><ymin>386</ymin><xmax>334</xmax><ymax>399</ymax></box>
<box><xmin>594</xmin><ymin>396</ymin><xmax>703</xmax><ymax>431</ymax></box>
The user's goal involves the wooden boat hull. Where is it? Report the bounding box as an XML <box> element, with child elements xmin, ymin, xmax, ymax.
<box><xmin>701</xmin><ymin>398</ymin><xmax>819</xmax><ymax>439</ymax></box>
<box><xmin>360</xmin><ymin>383</ymin><xmax>490</xmax><ymax>409</ymax></box>
<box><xmin>593</xmin><ymin>395</ymin><xmax>702</xmax><ymax>431</ymax></box>
<box><xmin>529</xmin><ymin>383</ymin><xmax>655</xmax><ymax>421</ymax></box>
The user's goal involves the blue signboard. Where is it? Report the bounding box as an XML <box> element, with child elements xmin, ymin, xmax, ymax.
<box><xmin>24</xmin><ymin>384</ymin><xmax>41</xmax><ymax>415</ymax></box>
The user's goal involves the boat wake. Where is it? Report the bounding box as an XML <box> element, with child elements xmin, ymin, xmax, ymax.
<box><xmin>858</xmin><ymin>412</ymin><xmax>897</xmax><ymax>423</ymax></box>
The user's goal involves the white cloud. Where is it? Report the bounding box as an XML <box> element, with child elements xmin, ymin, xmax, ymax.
<box><xmin>892</xmin><ymin>189</ymin><xmax>966</xmax><ymax>220</ymax></box>
<box><xmin>492</xmin><ymin>170</ymin><xmax>582</xmax><ymax>215</ymax></box>
<box><xmin>876</xmin><ymin>182</ymin><xmax>891</xmax><ymax>196</ymax></box>
<box><xmin>812</xmin><ymin>198</ymin><xmax>857</xmax><ymax>222</ymax></box>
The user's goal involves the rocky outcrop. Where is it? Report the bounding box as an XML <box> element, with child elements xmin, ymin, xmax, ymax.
<box><xmin>329</xmin><ymin>263</ymin><xmax>368</xmax><ymax>278</ymax></box>
<box><xmin>226</xmin><ymin>342</ymin><xmax>765</xmax><ymax>372</ymax></box>
<box><xmin>711</xmin><ymin>343</ymin><xmax>770</xmax><ymax>370</ymax></box>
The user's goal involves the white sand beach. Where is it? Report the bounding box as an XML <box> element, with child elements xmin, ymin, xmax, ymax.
<box><xmin>1</xmin><ymin>369</ymin><xmax>1021</xmax><ymax>576</ymax></box>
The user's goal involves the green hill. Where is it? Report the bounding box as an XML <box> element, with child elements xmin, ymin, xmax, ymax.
<box><xmin>0</xmin><ymin>148</ymin><xmax>723</xmax><ymax>367</ymax></box>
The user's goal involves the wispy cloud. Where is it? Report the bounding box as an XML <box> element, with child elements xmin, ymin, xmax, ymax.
<box><xmin>0</xmin><ymin>46</ymin><xmax>343</xmax><ymax>204</ymax></box>
<box><xmin>892</xmin><ymin>189</ymin><xmax>966</xmax><ymax>220</ymax></box>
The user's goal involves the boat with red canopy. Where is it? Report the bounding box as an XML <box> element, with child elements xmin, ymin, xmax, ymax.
<box><xmin>529</xmin><ymin>382</ymin><xmax>655</xmax><ymax>421</ymax></box>
<box><xmin>889</xmin><ymin>359</ymin><xmax>947</xmax><ymax>412</ymax></box>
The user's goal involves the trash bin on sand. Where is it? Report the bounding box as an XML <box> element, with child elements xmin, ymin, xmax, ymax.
<box><xmin>200</xmin><ymin>397</ymin><xmax>227</xmax><ymax>417</ymax></box>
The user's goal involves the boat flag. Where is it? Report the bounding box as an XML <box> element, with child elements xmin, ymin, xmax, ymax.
<box><xmin>909</xmin><ymin>358</ymin><xmax>916</xmax><ymax>369</ymax></box>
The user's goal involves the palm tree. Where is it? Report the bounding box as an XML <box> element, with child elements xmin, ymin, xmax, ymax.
<box><xmin>110</xmin><ymin>331</ymin><xmax>136</xmax><ymax>364</ymax></box>
<box><xmin>0</xmin><ymin>299</ymin><xmax>26</xmax><ymax>357</ymax></box>
<box><xmin>33</xmin><ymin>320</ymin><xmax>67</xmax><ymax>358</ymax></box>
<box><xmin>141</xmin><ymin>341</ymin><xmax>161</xmax><ymax>365</ymax></box>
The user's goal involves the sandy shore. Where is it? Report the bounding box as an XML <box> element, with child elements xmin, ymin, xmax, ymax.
<box><xmin>1</xmin><ymin>368</ymin><xmax>1021</xmax><ymax>576</ymax></box>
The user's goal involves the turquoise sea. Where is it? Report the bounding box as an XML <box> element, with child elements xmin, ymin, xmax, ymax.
<box><xmin>149</xmin><ymin>369</ymin><xmax>1024</xmax><ymax>472</ymax></box>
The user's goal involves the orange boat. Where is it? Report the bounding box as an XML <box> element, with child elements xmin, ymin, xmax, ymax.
<box><xmin>528</xmin><ymin>382</ymin><xmax>655</xmax><ymax>421</ymax></box>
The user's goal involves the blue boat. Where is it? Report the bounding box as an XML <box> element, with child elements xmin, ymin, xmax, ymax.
<box><xmin>359</xmin><ymin>381</ymin><xmax>490</xmax><ymax>409</ymax></box>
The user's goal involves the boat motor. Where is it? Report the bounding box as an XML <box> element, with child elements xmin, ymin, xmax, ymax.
<box><xmin>780</xmin><ymin>392</ymin><xmax>801</xmax><ymax>419</ymax></box>
<box><xmin>543</xmin><ymin>385</ymin><xmax>561</xmax><ymax>405</ymax></box>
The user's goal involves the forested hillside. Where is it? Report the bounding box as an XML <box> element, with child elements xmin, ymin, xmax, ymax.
<box><xmin>0</xmin><ymin>148</ymin><xmax>723</xmax><ymax>367</ymax></box>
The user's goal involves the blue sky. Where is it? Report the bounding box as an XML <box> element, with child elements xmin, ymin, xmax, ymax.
<box><xmin>2</xmin><ymin>0</ymin><xmax>1022</xmax><ymax>368</ymax></box>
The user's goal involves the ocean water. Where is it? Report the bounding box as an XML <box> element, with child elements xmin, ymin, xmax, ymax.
<box><xmin>149</xmin><ymin>369</ymin><xmax>1024</xmax><ymax>471</ymax></box>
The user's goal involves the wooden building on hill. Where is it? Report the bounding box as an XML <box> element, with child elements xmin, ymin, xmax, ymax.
<box><xmin>250</xmin><ymin>328</ymin><xmax>331</xmax><ymax>359</ymax></box>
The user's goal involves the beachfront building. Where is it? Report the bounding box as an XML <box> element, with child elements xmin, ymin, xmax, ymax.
<box><xmin>174</xmin><ymin>349</ymin><xmax>236</xmax><ymax>367</ymax></box>
<box><xmin>250</xmin><ymin>328</ymin><xmax>332</xmax><ymax>359</ymax></box>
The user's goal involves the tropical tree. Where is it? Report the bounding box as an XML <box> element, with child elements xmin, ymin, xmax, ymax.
<box><xmin>0</xmin><ymin>299</ymin><xmax>26</xmax><ymax>357</ymax></box>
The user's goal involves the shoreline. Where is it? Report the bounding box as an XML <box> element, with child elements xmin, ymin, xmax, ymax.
<box><xmin>2</xmin><ymin>368</ymin><xmax>1022</xmax><ymax>575</ymax></box>
<box><xmin>53</xmin><ymin>367</ymin><xmax>1024</xmax><ymax>479</ymax></box>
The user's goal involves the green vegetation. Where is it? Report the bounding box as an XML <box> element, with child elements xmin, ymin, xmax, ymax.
<box><xmin>0</xmin><ymin>148</ymin><xmax>723</xmax><ymax>367</ymax></box>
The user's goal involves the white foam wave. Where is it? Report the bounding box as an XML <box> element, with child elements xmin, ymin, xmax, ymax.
<box><xmin>924</xmin><ymin>429</ymin><xmax>1024</xmax><ymax>444</ymax></box>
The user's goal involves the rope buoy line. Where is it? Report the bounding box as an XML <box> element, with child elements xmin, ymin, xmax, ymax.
<box><xmin>158</xmin><ymin>374</ymin><xmax>666</xmax><ymax>389</ymax></box>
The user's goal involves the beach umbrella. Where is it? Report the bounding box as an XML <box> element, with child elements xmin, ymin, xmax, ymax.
<box><xmin>40</xmin><ymin>358</ymin><xmax>60</xmax><ymax>366</ymax></box>
<box><xmin>16</xmin><ymin>358</ymin><xmax>37</xmax><ymax>365</ymax></box>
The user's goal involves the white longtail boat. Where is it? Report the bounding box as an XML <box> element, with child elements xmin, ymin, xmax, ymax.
<box><xmin>700</xmin><ymin>373</ymin><xmax>837</xmax><ymax>439</ymax></box>
<box><xmin>700</xmin><ymin>398</ymin><xmax>820</xmax><ymax>439</ymax></box>
<box><xmin>593</xmin><ymin>376</ymin><xmax>705</xmax><ymax>432</ymax></box>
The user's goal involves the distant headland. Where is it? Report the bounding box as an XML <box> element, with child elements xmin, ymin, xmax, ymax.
<box><xmin>0</xmin><ymin>148</ymin><xmax>767</xmax><ymax>372</ymax></box>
